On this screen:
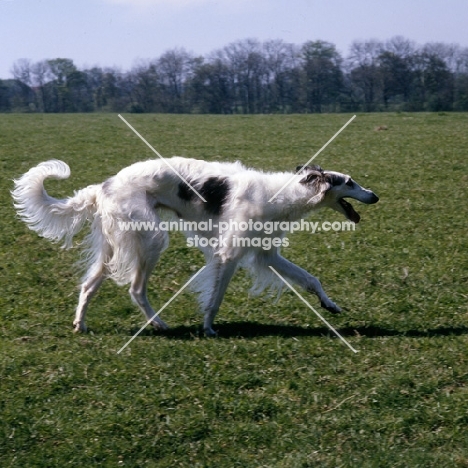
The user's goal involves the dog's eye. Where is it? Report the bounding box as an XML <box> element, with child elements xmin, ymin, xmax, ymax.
<box><xmin>345</xmin><ymin>179</ymin><xmax>354</xmax><ymax>187</ymax></box>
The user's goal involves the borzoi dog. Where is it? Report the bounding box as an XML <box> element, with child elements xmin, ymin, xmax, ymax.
<box><xmin>12</xmin><ymin>157</ymin><xmax>378</xmax><ymax>336</ymax></box>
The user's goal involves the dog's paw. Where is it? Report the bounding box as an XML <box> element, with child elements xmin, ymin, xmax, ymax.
<box><xmin>204</xmin><ymin>327</ymin><xmax>218</xmax><ymax>338</ymax></box>
<box><xmin>73</xmin><ymin>321</ymin><xmax>87</xmax><ymax>333</ymax></box>
<box><xmin>151</xmin><ymin>319</ymin><xmax>169</xmax><ymax>331</ymax></box>
<box><xmin>321</xmin><ymin>301</ymin><xmax>342</xmax><ymax>314</ymax></box>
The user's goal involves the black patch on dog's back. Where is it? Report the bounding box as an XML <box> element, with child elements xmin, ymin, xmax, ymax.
<box><xmin>177</xmin><ymin>176</ymin><xmax>230</xmax><ymax>216</ymax></box>
<box><xmin>200</xmin><ymin>177</ymin><xmax>230</xmax><ymax>216</ymax></box>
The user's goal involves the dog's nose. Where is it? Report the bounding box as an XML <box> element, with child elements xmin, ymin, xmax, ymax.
<box><xmin>369</xmin><ymin>193</ymin><xmax>379</xmax><ymax>204</ymax></box>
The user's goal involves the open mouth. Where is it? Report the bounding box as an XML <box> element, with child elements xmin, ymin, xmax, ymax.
<box><xmin>339</xmin><ymin>198</ymin><xmax>360</xmax><ymax>224</ymax></box>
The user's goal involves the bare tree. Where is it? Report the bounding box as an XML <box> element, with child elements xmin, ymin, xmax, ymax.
<box><xmin>413</xmin><ymin>50</ymin><xmax>454</xmax><ymax>111</ymax></box>
<box><xmin>128</xmin><ymin>60</ymin><xmax>162</xmax><ymax>112</ymax></box>
<box><xmin>222</xmin><ymin>39</ymin><xmax>270</xmax><ymax>113</ymax></box>
<box><xmin>30</xmin><ymin>60</ymin><xmax>50</xmax><ymax>112</ymax></box>
<box><xmin>422</xmin><ymin>42</ymin><xmax>461</xmax><ymax>72</ymax></box>
<box><xmin>157</xmin><ymin>48</ymin><xmax>196</xmax><ymax>112</ymax></box>
<box><xmin>384</xmin><ymin>36</ymin><xmax>416</xmax><ymax>59</ymax></box>
<box><xmin>189</xmin><ymin>54</ymin><xmax>234</xmax><ymax>113</ymax></box>
<box><xmin>263</xmin><ymin>40</ymin><xmax>301</xmax><ymax>112</ymax></box>
<box><xmin>348</xmin><ymin>40</ymin><xmax>384</xmax><ymax>111</ymax></box>
<box><xmin>11</xmin><ymin>59</ymin><xmax>33</xmax><ymax>86</ymax></box>
<box><xmin>302</xmin><ymin>40</ymin><xmax>344</xmax><ymax>112</ymax></box>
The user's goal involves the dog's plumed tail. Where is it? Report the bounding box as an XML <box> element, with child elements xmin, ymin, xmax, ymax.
<box><xmin>12</xmin><ymin>160</ymin><xmax>99</xmax><ymax>249</ymax></box>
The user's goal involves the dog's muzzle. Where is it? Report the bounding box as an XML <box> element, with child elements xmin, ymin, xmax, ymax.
<box><xmin>340</xmin><ymin>191</ymin><xmax>379</xmax><ymax>224</ymax></box>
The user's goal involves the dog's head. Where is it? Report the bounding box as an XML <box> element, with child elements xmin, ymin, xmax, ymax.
<box><xmin>296</xmin><ymin>165</ymin><xmax>379</xmax><ymax>223</ymax></box>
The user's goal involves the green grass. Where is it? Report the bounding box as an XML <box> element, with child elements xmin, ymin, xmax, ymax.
<box><xmin>1</xmin><ymin>113</ymin><xmax>468</xmax><ymax>467</ymax></box>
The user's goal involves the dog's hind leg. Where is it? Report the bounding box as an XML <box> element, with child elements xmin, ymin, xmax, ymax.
<box><xmin>129</xmin><ymin>266</ymin><xmax>169</xmax><ymax>331</ymax></box>
<box><xmin>73</xmin><ymin>265</ymin><xmax>105</xmax><ymax>332</ymax></box>
<box><xmin>73</xmin><ymin>219</ymin><xmax>111</xmax><ymax>332</ymax></box>
<box><xmin>127</xmin><ymin>229</ymin><xmax>170</xmax><ymax>331</ymax></box>
<box><xmin>268</xmin><ymin>254</ymin><xmax>342</xmax><ymax>314</ymax></box>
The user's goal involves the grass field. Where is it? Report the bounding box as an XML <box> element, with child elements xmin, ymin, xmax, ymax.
<box><xmin>1</xmin><ymin>112</ymin><xmax>467</xmax><ymax>467</ymax></box>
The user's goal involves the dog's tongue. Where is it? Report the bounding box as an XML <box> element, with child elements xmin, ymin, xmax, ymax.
<box><xmin>339</xmin><ymin>199</ymin><xmax>360</xmax><ymax>224</ymax></box>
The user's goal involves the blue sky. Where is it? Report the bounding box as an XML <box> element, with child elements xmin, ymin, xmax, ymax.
<box><xmin>1</xmin><ymin>0</ymin><xmax>467</xmax><ymax>79</ymax></box>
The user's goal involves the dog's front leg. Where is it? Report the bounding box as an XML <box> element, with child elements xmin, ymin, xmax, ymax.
<box><xmin>269</xmin><ymin>255</ymin><xmax>341</xmax><ymax>314</ymax></box>
<box><xmin>201</xmin><ymin>259</ymin><xmax>238</xmax><ymax>337</ymax></box>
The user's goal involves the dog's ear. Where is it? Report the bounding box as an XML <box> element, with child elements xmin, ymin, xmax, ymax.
<box><xmin>300</xmin><ymin>172</ymin><xmax>320</xmax><ymax>184</ymax></box>
<box><xmin>299</xmin><ymin>166</ymin><xmax>324</xmax><ymax>185</ymax></box>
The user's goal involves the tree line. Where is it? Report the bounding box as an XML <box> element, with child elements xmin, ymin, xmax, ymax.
<box><xmin>2</xmin><ymin>36</ymin><xmax>468</xmax><ymax>114</ymax></box>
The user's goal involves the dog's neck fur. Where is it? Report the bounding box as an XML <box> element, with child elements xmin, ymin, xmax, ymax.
<box><xmin>232</xmin><ymin>172</ymin><xmax>323</xmax><ymax>221</ymax></box>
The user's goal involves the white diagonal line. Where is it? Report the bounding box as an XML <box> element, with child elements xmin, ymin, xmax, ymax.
<box><xmin>268</xmin><ymin>114</ymin><xmax>356</xmax><ymax>203</ymax></box>
<box><xmin>268</xmin><ymin>266</ymin><xmax>358</xmax><ymax>353</ymax></box>
<box><xmin>117</xmin><ymin>266</ymin><xmax>207</xmax><ymax>354</ymax></box>
<box><xmin>118</xmin><ymin>114</ymin><xmax>207</xmax><ymax>202</ymax></box>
